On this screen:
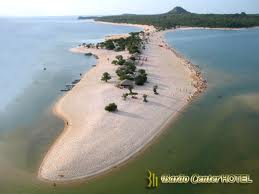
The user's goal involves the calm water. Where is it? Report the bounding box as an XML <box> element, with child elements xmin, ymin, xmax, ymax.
<box><xmin>0</xmin><ymin>20</ymin><xmax>258</xmax><ymax>194</ymax></box>
<box><xmin>0</xmin><ymin>17</ymin><xmax>141</xmax><ymax>193</ymax></box>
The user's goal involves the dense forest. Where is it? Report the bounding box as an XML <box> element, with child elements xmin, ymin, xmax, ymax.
<box><xmin>90</xmin><ymin>7</ymin><xmax>259</xmax><ymax>29</ymax></box>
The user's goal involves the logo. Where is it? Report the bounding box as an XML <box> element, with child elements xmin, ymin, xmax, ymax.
<box><xmin>146</xmin><ymin>171</ymin><xmax>253</xmax><ymax>189</ymax></box>
<box><xmin>147</xmin><ymin>170</ymin><xmax>159</xmax><ymax>188</ymax></box>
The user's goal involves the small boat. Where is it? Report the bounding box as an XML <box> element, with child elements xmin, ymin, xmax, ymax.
<box><xmin>85</xmin><ymin>53</ymin><xmax>93</xmax><ymax>56</ymax></box>
<box><xmin>72</xmin><ymin>79</ymin><xmax>80</xmax><ymax>85</ymax></box>
<box><xmin>66</xmin><ymin>84</ymin><xmax>75</xmax><ymax>90</ymax></box>
<box><xmin>60</xmin><ymin>89</ymin><xmax>70</xmax><ymax>92</ymax></box>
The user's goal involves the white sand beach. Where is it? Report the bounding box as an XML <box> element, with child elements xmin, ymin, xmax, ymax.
<box><xmin>105</xmin><ymin>34</ymin><xmax>130</xmax><ymax>40</ymax></box>
<box><xmin>38</xmin><ymin>23</ymin><xmax>205</xmax><ymax>182</ymax></box>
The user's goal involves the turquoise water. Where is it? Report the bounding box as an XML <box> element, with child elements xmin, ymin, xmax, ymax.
<box><xmin>0</xmin><ymin>19</ymin><xmax>259</xmax><ymax>194</ymax></box>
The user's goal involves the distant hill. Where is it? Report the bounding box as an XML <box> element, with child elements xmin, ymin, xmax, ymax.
<box><xmin>78</xmin><ymin>16</ymin><xmax>98</xmax><ymax>20</ymax></box>
<box><xmin>84</xmin><ymin>6</ymin><xmax>259</xmax><ymax>29</ymax></box>
<box><xmin>167</xmin><ymin>6</ymin><xmax>190</xmax><ymax>14</ymax></box>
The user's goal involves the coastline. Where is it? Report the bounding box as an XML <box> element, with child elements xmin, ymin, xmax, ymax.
<box><xmin>94</xmin><ymin>20</ymin><xmax>154</xmax><ymax>32</ymax></box>
<box><xmin>175</xmin><ymin>26</ymin><xmax>259</xmax><ymax>31</ymax></box>
<box><xmin>38</xmin><ymin>21</ymin><xmax>206</xmax><ymax>182</ymax></box>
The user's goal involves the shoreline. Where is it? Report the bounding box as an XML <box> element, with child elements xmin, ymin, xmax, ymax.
<box><xmin>175</xmin><ymin>26</ymin><xmax>259</xmax><ymax>31</ymax></box>
<box><xmin>94</xmin><ymin>20</ymin><xmax>154</xmax><ymax>32</ymax></box>
<box><xmin>40</xmin><ymin>92</ymin><xmax>191</xmax><ymax>185</ymax></box>
<box><xmin>38</xmin><ymin>21</ymin><xmax>206</xmax><ymax>182</ymax></box>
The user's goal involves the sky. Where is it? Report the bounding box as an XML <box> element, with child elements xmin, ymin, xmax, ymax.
<box><xmin>0</xmin><ymin>0</ymin><xmax>258</xmax><ymax>16</ymax></box>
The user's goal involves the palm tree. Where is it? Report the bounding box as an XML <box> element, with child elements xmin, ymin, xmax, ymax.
<box><xmin>101</xmin><ymin>72</ymin><xmax>111</xmax><ymax>82</ymax></box>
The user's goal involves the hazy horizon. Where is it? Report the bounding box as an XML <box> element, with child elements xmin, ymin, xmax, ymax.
<box><xmin>0</xmin><ymin>0</ymin><xmax>258</xmax><ymax>17</ymax></box>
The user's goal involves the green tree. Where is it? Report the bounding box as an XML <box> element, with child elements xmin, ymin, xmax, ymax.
<box><xmin>101</xmin><ymin>72</ymin><xmax>111</xmax><ymax>82</ymax></box>
<box><xmin>117</xmin><ymin>59</ymin><xmax>126</xmax><ymax>65</ymax></box>
<box><xmin>104</xmin><ymin>40</ymin><xmax>115</xmax><ymax>50</ymax></box>
<box><xmin>125</xmin><ymin>62</ymin><xmax>136</xmax><ymax>72</ymax></box>
<box><xmin>105</xmin><ymin>103</ymin><xmax>118</xmax><ymax>112</ymax></box>
<box><xmin>112</xmin><ymin>60</ymin><xmax>118</xmax><ymax>65</ymax></box>
<box><xmin>116</xmin><ymin>55</ymin><xmax>123</xmax><ymax>61</ymax></box>
<box><xmin>135</xmin><ymin>74</ymin><xmax>146</xmax><ymax>85</ymax></box>
<box><xmin>138</xmin><ymin>69</ymin><xmax>146</xmax><ymax>75</ymax></box>
<box><xmin>116</xmin><ymin>66</ymin><xmax>135</xmax><ymax>80</ymax></box>
<box><xmin>128</xmin><ymin>45</ymin><xmax>140</xmax><ymax>54</ymax></box>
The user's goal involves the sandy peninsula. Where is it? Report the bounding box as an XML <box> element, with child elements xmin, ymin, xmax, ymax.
<box><xmin>39</xmin><ymin>23</ymin><xmax>205</xmax><ymax>182</ymax></box>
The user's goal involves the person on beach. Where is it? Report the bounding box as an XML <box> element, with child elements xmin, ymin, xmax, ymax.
<box><xmin>153</xmin><ymin>85</ymin><xmax>159</xmax><ymax>95</ymax></box>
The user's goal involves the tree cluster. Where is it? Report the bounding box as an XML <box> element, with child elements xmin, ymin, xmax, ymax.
<box><xmin>96</xmin><ymin>13</ymin><xmax>259</xmax><ymax>29</ymax></box>
<box><xmin>99</xmin><ymin>32</ymin><xmax>143</xmax><ymax>53</ymax></box>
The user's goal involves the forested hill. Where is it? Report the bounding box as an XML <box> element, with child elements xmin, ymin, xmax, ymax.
<box><xmin>92</xmin><ymin>7</ymin><xmax>259</xmax><ymax>29</ymax></box>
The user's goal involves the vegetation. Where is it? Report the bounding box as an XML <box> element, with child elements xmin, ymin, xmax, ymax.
<box><xmin>134</xmin><ymin>69</ymin><xmax>148</xmax><ymax>85</ymax></box>
<box><xmin>116</xmin><ymin>55</ymin><xmax>123</xmax><ymax>61</ymax></box>
<box><xmin>167</xmin><ymin>6</ymin><xmax>190</xmax><ymax>14</ymax></box>
<box><xmin>78</xmin><ymin>16</ymin><xmax>97</xmax><ymax>20</ymax></box>
<box><xmin>125</xmin><ymin>61</ymin><xmax>136</xmax><ymax>72</ymax></box>
<box><xmin>116</xmin><ymin>66</ymin><xmax>133</xmax><ymax>80</ymax></box>
<box><xmin>112</xmin><ymin>60</ymin><xmax>118</xmax><ymax>65</ymax></box>
<box><xmin>81</xmin><ymin>43</ymin><xmax>95</xmax><ymax>48</ymax></box>
<box><xmin>99</xmin><ymin>32</ymin><xmax>143</xmax><ymax>53</ymax></box>
<box><xmin>117</xmin><ymin>58</ymin><xmax>126</xmax><ymax>65</ymax></box>
<box><xmin>102</xmin><ymin>40</ymin><xmax>116</xmax><ymax>50</ymax></box>
<box><xmin>138</xmin><ymin>69</ymin><xmax>146</xmax><ymax>75</ymax></box>
<box><xmin>96</xmin><ymin>7</ymin><xmax>259</xmax><ymax>29</ymax></box>
<box><xmin>96</xmin><ymin>42</ymin><xmax>104</xmax><ymax>49</ymax></box>
<box><xmin>113</xmin><ymin>54</ymin><xmax>148</xmax><ymax>84</ymax></box>
<box><xmin>105</xmin><ymin>103</ymin><xmax>118</xmax><ymax>112</ymax></box>
<box><xmin>129</xmin><ymin>56</ymin><xmax>136</xmax><ymax>61</ymax></box>
<box><xmin>134</xmin><ymin>74</ymin><xmax>147</xmax><ymax>85</ymax></box>
<box><xmin>115</xmin><ymin>59</ymin><xmax>137</xmax><ymax>80</ymax></box>
<box><xmin>112</xmin><ymin>55</ymin><xmax>127</xmax><ymax>66</ymax></box>
<box><xmin>95</xmin><ymin>26</ymin><xmax>148</xmax><ymax>88</ymax></box>
<box><xmin>101</xmin><ymin>72</ymin><xmax>111</xmax><ymax>82</ymax></box>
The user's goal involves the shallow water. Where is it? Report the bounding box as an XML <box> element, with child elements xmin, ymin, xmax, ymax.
<box><xmin>0</xmin><ymin>17</ymin><xmax>141</xmax><ymax>193</ymax></box>
<box><xmin>0</xmin><ymin>20</ymin><xmax>259</xmax><ymax>193</ymax></box>
<box><xmin>45</xmin><ymin>28</ymin><xmax>259</xmax><ymax>194</ymax></box>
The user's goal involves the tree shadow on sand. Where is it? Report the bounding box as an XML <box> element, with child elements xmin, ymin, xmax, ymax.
<box><xmin>145</xmin><ymin>101</ymin><xmax>170</xmax><ymax>109</ymax></box>
<box><xmin>115</xmin><ymin>111</ymin><xmax>145</xmax><ymax>119</ymax></box>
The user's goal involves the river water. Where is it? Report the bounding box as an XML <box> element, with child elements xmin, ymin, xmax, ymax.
<box><xmin>0</xmin><ymin>18</ymin><xmax>258</xmax><ymax>194</ymax></box>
